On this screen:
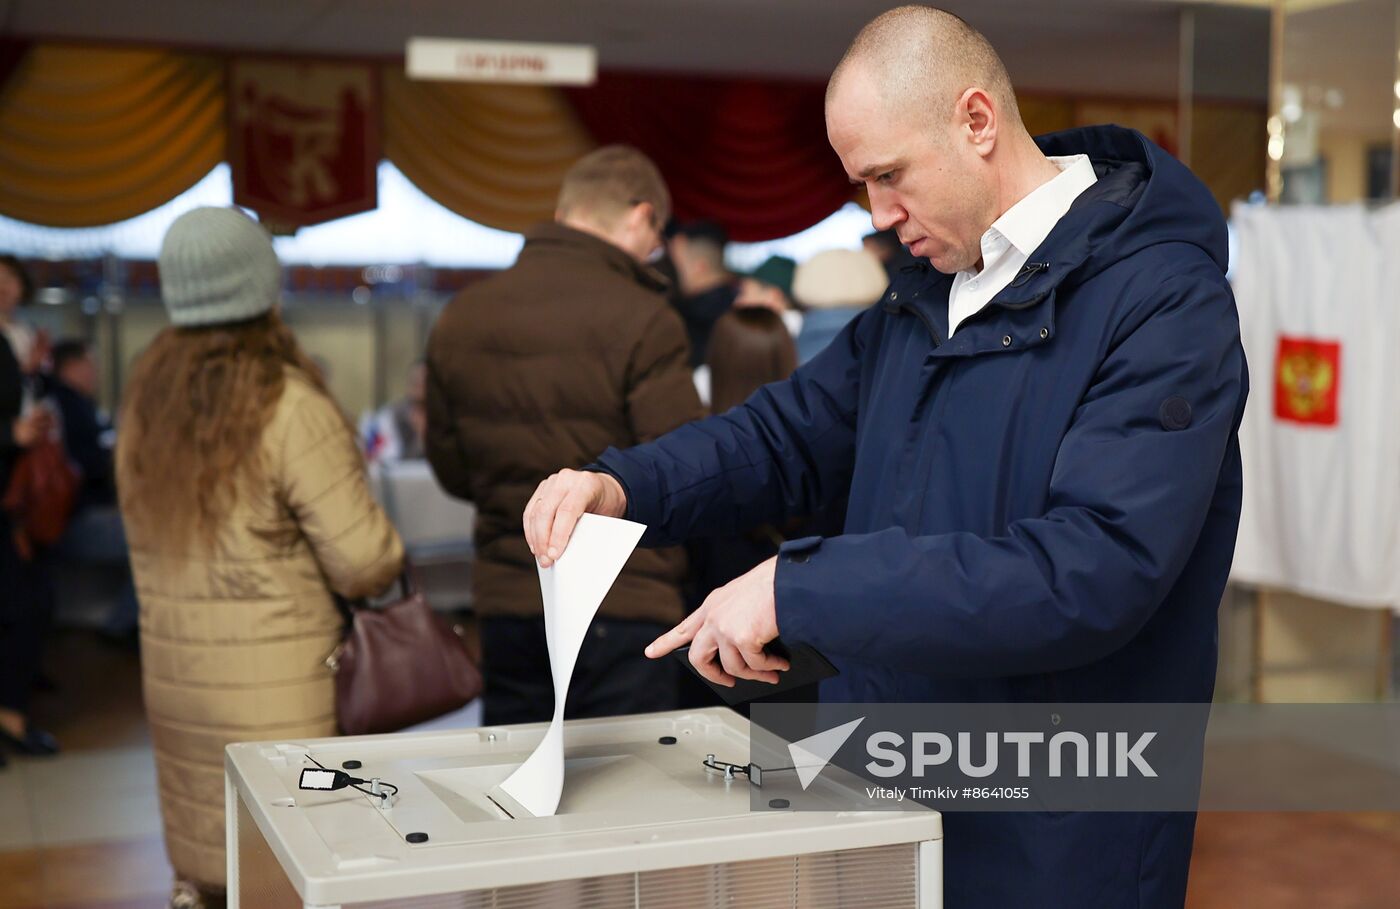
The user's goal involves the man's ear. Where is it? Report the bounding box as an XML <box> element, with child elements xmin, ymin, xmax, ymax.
<box><xmin>958</xmin><ymin>87</ymin><xmax>998</xmax><ymax>158</ymax></box>
<box><xmin>630</xmin><ymin>201</ymin><xmax>656</xmax><ymax>233</ymax></box>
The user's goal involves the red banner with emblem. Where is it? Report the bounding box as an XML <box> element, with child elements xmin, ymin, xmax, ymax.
<box><xmin>1274</xmin><ymin>335</ymin><xmax>1341</xmax><ymax>426</ymax></box>
<box><xmin>228</xmin><ymin>58</ymin><xmax>379</xmax><ymax>230</ymax></box>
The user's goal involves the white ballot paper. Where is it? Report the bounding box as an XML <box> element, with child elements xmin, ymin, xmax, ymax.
<box><xmin>495</xmin><ymin>513</ymin><xmax>647</xmax><ymax>817</ymax></box>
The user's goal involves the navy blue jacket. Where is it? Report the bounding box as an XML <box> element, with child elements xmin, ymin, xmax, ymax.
<box><xmin>597</xmin><ymin>126</ymin><xmax>1248</xmax><ymax>908</ymax></box>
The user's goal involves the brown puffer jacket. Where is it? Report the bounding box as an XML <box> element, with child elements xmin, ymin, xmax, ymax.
<box><xmin>123</xmin><ymin>369</ymin><xmax>404</xmax><ymax>889</ymax></box>
<box><xmin>425</xmin><ymin>223</ymin><xmax>704</xmax><ymax>625</ymax></box>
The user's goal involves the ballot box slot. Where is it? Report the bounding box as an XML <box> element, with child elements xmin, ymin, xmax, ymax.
<box><xmin>484</xmin><ymin>793</ymin><xmax>515</xmax><ymax>820</ymax></box>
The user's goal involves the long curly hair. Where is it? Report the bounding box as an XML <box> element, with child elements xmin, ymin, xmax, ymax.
<box><xmin>117</xmin><ymin>311</ymin><xmax>353</xmax><ymax>553</ymax></box>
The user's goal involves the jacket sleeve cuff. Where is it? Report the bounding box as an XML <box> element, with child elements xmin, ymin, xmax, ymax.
<box><xmin>581</xmin><ymin>458</ymin><xmax>639</xmax><ymax>523</ymax></box>
<box><xmin>774</xmin><ymin>535</ymin><xmax>825</xmax><ymax>646</ymax></box>
<box><xmin>586</xmin><ymin>445</ymin><xmax>678</xmax><ymax>547</ymax></box>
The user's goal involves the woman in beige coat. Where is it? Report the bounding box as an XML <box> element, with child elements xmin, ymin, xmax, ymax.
<box><xmin>117</xmin><ymin>207</ymin><xmax>404</xmax><ymax>909</ymax></box>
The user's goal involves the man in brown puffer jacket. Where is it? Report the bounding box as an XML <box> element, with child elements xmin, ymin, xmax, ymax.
<box><xmin>425</xmin><ymin>146</ymin><xmax>704</xmax><ymax>725</ymax></box>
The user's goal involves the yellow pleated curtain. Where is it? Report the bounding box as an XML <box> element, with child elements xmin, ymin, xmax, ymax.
<box><xmin>0</xmin><ymin>45</ymin><xmax>596</xmax><ymax>233</ymax></box>
<box><xmin>380</xmin><ymin>66</ymin><xmax>594</xmax><ymax>234</ymax></box>
<box><xmin>0</xmin><ymin>45</ymin><xmax>224</xmax><ymax>227</ymax></box>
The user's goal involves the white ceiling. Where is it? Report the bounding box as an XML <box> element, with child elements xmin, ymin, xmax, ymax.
<box><xmin>2</xmin><ymin>0</ymin><xmax>1272</xmax><ymax>101</ymax></box>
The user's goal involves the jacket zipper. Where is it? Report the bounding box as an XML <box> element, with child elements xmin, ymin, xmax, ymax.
<box><xmin>894</xmin><ymin>264</ymin><xmax>944</xmax><ymax>348</ymax></box>
<box><xmin>907</xmin><ymin>304</ymin><xmax>942</xmax><ymax>348</ymax></box>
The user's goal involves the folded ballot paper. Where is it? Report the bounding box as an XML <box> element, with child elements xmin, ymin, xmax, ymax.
<box><xmin>492</xmin><ymin>514</ymin><xmax>646</xmax><ymax>817</ymax></box>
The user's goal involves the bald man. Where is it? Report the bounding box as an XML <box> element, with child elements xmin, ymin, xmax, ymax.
<box><xmin>524</xmin><ymin>7</ymin><xmax>1246</xmax><ymax>906</ymax></box>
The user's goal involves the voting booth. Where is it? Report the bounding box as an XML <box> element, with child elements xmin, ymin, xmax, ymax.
<box><xmin>226</xmin><ymin>708</ymin><xmax>943</xmax><ymax>908</ymax></box>
<box><xmin>367</xmin><ymin>460</ymin><xmax>477</xmax><ymax>611</ymax></box>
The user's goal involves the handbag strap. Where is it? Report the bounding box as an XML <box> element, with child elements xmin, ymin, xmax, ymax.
<box><xmin>334</xmin><ymin>556</ymin><xmax>418</xmax><ymax>625</ymax></box>
<box><xmin>396</xmin><ymin>557</ymin><xmax>419</xmax><ymax>599</ymax></box>
<box><xmin>332</xmin><ymin>592</ymin><xmax>358</xmax><ymax>629</ymax></box>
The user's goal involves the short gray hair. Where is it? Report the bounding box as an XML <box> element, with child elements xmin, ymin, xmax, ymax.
<box><xmin>557</xmin><ymin>145</ymin><xmax>671</xmax><ymax>229</ymax></box>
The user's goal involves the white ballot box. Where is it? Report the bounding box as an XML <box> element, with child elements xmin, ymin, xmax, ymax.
<box><xmin>226</xmin><ymin>707</ymin><xmax>942</xmax><ymax>908</ymax></box>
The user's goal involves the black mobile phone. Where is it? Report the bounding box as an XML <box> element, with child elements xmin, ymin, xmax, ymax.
<box><xmin>671</xmin><ymin>638</ymin><xmax>838</xmax><ymax>705</ymax></box>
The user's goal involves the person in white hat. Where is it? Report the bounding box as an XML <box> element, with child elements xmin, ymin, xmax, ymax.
<box><xmin>792</xmin><ymin>247</ymin><xmax>889</xmax><ymax>363</ymax></box>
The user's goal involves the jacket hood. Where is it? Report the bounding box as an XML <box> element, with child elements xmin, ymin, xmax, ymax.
<box><xmin>1028</xmin><ymin>125</ymin><xmax>1228</xmax><ymax>289</ymax></box>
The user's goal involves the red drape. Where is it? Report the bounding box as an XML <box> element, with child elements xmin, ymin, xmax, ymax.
<box><xmin>566</xmin><ymin>71</ymin><xmax>855</xmax><ymax>242</ymax></box>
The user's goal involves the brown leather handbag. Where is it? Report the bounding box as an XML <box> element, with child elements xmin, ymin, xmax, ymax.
<box><xmin>328</xmin><ymin>571</ymin><xmax>482</xmax><ymax>736</ymax></box>
<box><xmin>2</xmin><ymin>438</ymin><xmax>79</xmax><ymax>560</ymax></box>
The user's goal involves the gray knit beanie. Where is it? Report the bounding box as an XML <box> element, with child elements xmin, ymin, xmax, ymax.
<box><xmin>158</xmin><ymin>207</ymin><xmax>281</xmax><ymax>327</ymax></box>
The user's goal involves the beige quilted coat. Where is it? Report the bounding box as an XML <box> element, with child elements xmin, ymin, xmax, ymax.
<box><xmin>123</xmin><ymin>369</ymin><xmax>404</xmax><ymax>888</ymax></box>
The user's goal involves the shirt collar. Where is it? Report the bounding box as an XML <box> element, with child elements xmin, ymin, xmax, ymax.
<box><xmin>984</xmin><ymin>154</ymin><xmax>1097</xmax><ymax>259</ymax></box>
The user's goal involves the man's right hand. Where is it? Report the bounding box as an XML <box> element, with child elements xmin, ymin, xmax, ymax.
<box><xmin>523</xmin><ymin>469</ymin><xmax>628</xmax><ymax>568</ymax></box>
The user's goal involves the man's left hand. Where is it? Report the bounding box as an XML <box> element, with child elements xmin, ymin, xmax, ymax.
<box><xmin>645</xmin><ymin>556</ymin><xmax>790</xmax><ymax>687</ymax></box>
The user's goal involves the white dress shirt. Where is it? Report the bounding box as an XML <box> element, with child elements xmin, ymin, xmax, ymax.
<box><xmin>947</xmin><ymin>155</ymin><xmax>1097</xmax><ymax>338</ymax></box>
